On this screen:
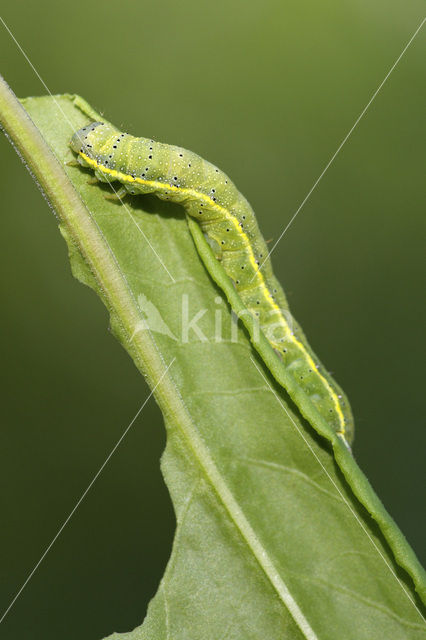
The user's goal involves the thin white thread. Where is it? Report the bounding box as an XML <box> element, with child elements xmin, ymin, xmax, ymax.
<box><xmin>249</xmin><ymin>356</ymin><xmax>425</xmax><ymax>621</ymax></box>
<box><xmin>256</xmin><ymin>17</ymin><xmax>426</xmax><ymax>277</ymax></box>
<box><xmin>0</xmin><ymin>358</ymin><xmax>175</xmax><ymax>625</ymax></box>
<box><xmin>0</xmin><ymin>16</ymin><xmax>175</xmax><ymax>284</ymax></box>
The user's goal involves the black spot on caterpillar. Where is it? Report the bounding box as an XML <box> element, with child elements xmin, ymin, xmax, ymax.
<box><xmin>70</xmin><ymin>121</ymin><xmax>354</xmax><ymax>445</ymax></box>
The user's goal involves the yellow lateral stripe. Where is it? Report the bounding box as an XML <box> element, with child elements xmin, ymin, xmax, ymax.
<box><xmin>80</xmin><ymin>151</ymin><xmax>346</xmax><ymax>435</ymax></box>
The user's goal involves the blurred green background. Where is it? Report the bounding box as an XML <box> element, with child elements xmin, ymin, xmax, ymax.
<box><xmin>0</xmin><ymin>1</ymin><xmax>424</xmax><ymax>638</ymax></box>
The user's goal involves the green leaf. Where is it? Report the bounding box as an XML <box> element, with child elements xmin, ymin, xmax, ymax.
<box><xmin>1</xmin><ymin>84</ymin><xmax>424</xmax><ymax>639</ymax></box>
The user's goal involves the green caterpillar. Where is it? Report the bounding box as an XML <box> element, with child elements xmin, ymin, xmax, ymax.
<box><xmin>70</xmin><ymin>121</ymin><xmax>354</xmax><ymax>445</ymax></box>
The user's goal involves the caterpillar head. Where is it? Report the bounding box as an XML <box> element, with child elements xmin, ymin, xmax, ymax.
<box><xmin>70</xmin><ymin>121</ymin><xmax>118</xmax><ymax>158</ymax></box>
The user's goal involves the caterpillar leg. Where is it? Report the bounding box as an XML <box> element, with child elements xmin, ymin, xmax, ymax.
<box><xmin>104</xmin><ymin>186</ymin><xmax>127</xmax><ymax>201</ymax></box>
<box><xmin>87</xmin><ymin>176</ymin><xmax>99</xmax><ymax>185</ymax></box>
<box><xmin>68</xmin><ymin>154</ymin><xmax>90</xmax><ymax>168</ymax></box>
<box><xmin>202</xmin><ymin>232</ymin><xmax>223</xmax><ymax>260</ymax></box>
